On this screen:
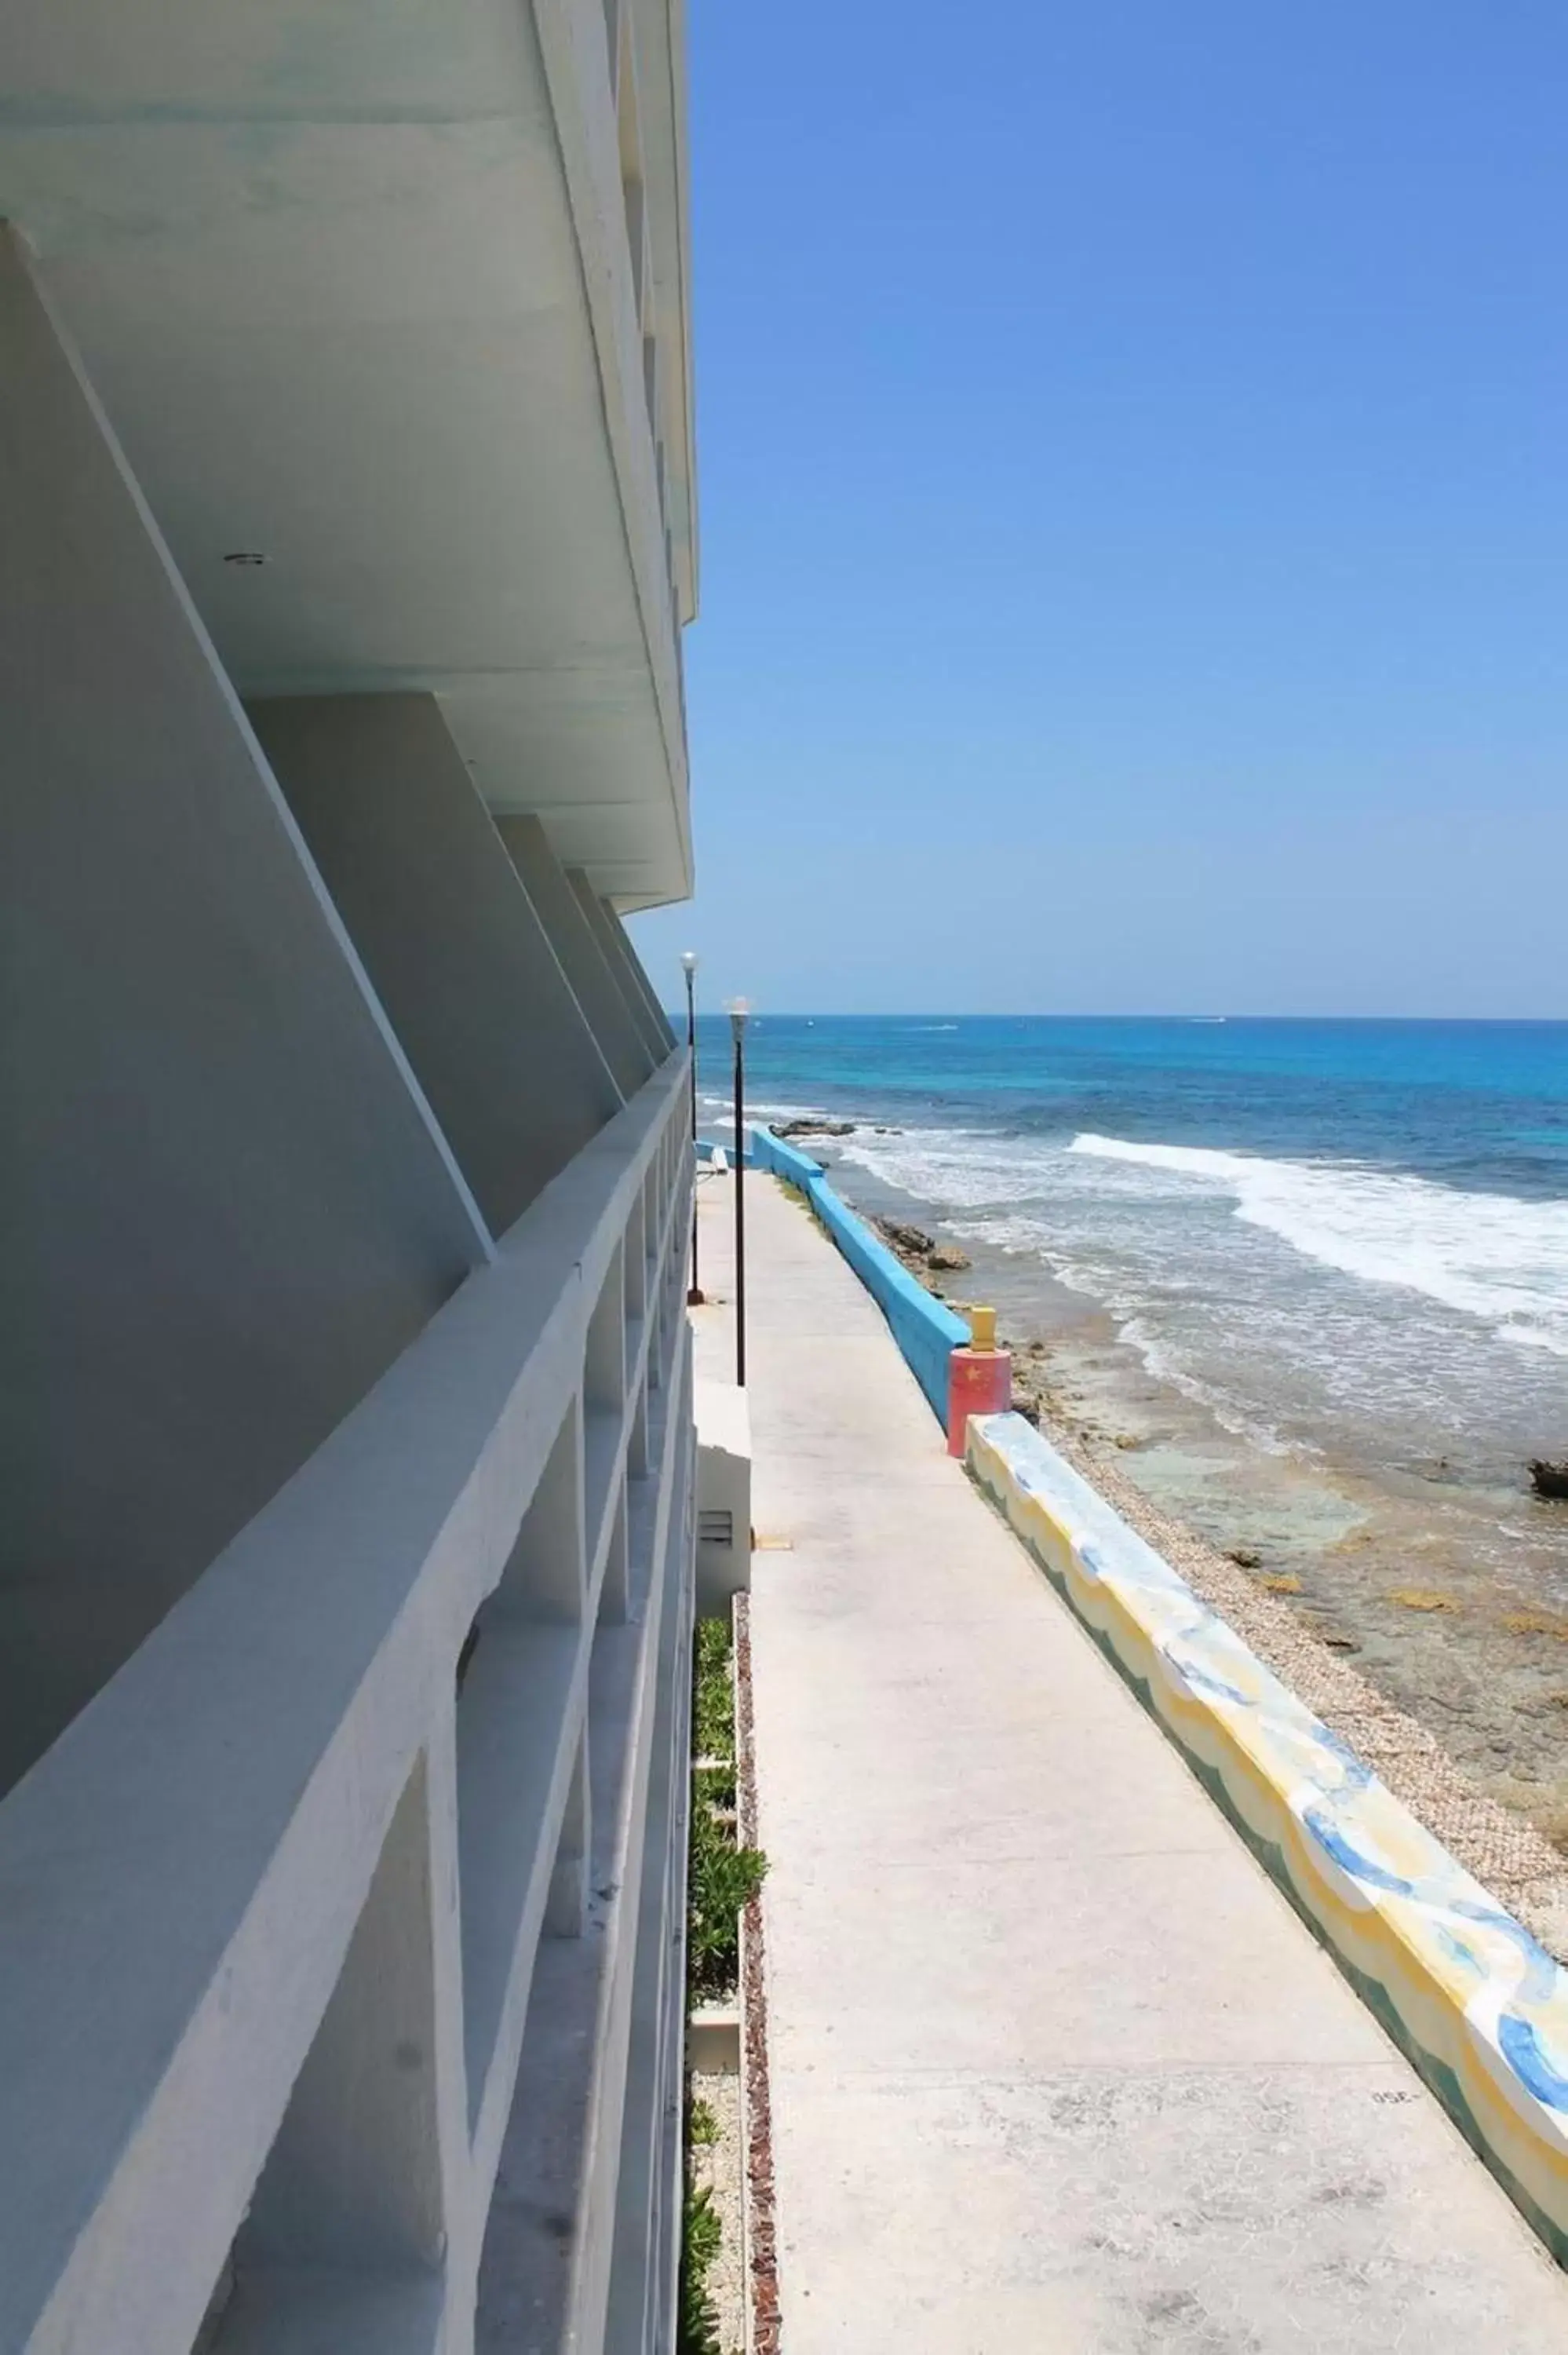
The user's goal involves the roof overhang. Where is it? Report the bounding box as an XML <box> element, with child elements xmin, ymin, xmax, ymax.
<box><xmin>0</xmin><ymin>0</ymin><xmax>696</xmax><ymax>904</ymax></box>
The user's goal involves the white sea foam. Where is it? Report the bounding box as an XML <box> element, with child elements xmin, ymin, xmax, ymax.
<box><xmin>700</xmin><ymin>1095</ymin><xmax>826</xmax><ymax>1122</ymax></box>
<box><xmin>831</xmin><ymin>1112</ymin><xmax>1568</xmax><ymax>1464</ymax></box>
<box><xmin>1068</xmin><ymin>1134</ymin><xmax>1568</xmax><ymax>1358</ymax></box>
<box><xmin>835</xmin><ymin>1123</ymin><xmax>1027</xmax><ymax>1207</ymax></box>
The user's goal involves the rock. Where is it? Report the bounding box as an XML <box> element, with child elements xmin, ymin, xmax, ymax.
<box><xmin>876</xmin><ymin>1218</ymin><xmax>935</xmax><ymax>1258</ymax></box>
<box><xmin>771</xmin><ymin>1117</ymin><xmax>856</xmax><ymax>1140</ymax></box>
<box><xmin>1227</xmin><ymin>1546</ymin><xmax>1264</xmax><ymax>1569</ymax></box>
<box><xmin>874</xmin><ymin>1219</ymin><xmax>972</xmax><ymax>1276</ymax></box>
<box><xmin>1530</xmin><ymin>1459</ymin><xmax>1568</xmax><ymax>1501</ymax></box>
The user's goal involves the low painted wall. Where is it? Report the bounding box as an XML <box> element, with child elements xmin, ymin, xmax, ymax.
<box><xmin>697</xmin><ymin>1136</ymin><xmax>755</xmax><ymax>1169</ymax></box>
<box><xmin>967</xmin><ymin>1409</ymin><xmax>1568</xmax><ymax>2266</ymax></box>
<box><xmin>747</xmin><ymin>1127</ymin><xmax>968</xmax><ymax>1422</ymax></box>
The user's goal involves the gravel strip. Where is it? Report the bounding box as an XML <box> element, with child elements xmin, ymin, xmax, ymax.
<box><xmin>690</xmin><ymin>2072</ymin><xmax>745</xmax><ymax>2353</ymax></box>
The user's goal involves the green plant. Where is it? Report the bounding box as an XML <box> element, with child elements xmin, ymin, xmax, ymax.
<box><xmin>693</xmin><ymin>1761</ymin><xmax>736</xmax><ymax>1809</ymax></box>
<box><xmin>677</xmin><ymin>2183</ymin><xmax>724</xmax><ymax>2355</ymax></box>
<box><xmin>687</xmin><ymin>1616</ymin><xmax>768</xmax><ymax>1998</ymax></box>
<box><xmin>688</xmin><ymin>1798</ymin><xmax>767</xmax><ymax>1998</ymax></box>
<box><xmin>692</xmin><ymin>1619</ymin><xmax>735</xmax><ymax>1762</ymax></box>
<box><xmin>680</xmin><ymin>1619</ymin><xmax>764</xmax><ymax>2354</ymax></box>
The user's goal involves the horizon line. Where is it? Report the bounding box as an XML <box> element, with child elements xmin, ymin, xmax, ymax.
<box><xmin>672</xmin><ymin>1009</ymin><xmax>1568</xmax><ymax>1025</ymax></box>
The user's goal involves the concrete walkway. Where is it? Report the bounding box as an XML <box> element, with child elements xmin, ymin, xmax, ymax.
<box><xmin>690</xmin><ymin>1170</ymin><xmax>1568</xmax><ymax>2353</ymax></box>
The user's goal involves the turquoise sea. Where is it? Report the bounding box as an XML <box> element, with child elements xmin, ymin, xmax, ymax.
<box><xmin>695</xmin><ymin>1017</ymin><xmax>1568</xmax><ymax>1515</ymax></box>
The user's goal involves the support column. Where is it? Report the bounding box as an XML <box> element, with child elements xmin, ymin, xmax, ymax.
<box><xmin>252</xmin><ymin>694</ymin><xmax>622</xmax><ymax>1240</ymax></box>
<box><xmin>0</xmin><ymin>225</ymin><xmax>491</xmax><ymax>1795</ymax></box>
<box><xmin>496</xmin><ymin>816</ymin><xmax>656</xmax><ymax>1098</ymax></box>
<box><xmin>594</xmin><ymin>899</ymin><xmax>676</xmax><ymax>1051</ymax></box>
<box><xmin>228</xmin><ymin>1760</ymin><xmax>449</xmax><ymax>2280</ymax></box>
<box><xmin>567</xmin><ymin>871</ymin><xmax>670</xmax><ymax>1062</ymax></box>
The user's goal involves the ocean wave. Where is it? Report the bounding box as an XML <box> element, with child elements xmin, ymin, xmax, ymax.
<box><xmin>1069</xmin><ymin>1134</ymin><xmax>1568</xmax><ymax>1358</ymax></box>
<box><xmin>834</xmin><ymin>1123</ymin><xmax>1024</xmax><ymax>1206</ymax></box>
<box><xmin>700</xmin><ymin>1095</ymin><xmax>826</xmax><ymax>1122</ymax></box>
<box><xmin>1116</xmin><ymin>1316</ymin><xmax>1299</xmax><ymax>1455</ymax></box>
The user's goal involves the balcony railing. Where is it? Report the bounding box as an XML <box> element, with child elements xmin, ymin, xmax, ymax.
<box><xmin>0</xmin><ymin>1053</ymin><xmax>695</xmax><ymax>2355</ymax></box>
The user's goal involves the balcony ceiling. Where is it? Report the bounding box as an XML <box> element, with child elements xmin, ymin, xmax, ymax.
<box><xmin>0</xmin><ymin>0</ymin><xmax>691</xmax><ymax>905</ymax></box>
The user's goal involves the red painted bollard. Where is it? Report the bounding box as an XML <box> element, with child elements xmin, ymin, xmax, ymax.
<box><xmin>946</xmin><ymin>1305</ymin><xmax>1012</xmax><ymax>1457</ymax></box>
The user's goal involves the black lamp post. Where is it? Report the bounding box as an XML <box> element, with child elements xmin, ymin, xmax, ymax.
<box><xmin>727</xmin><ymin>999</ymin><xmax>751</xmax><ymax>1386</ymax></box>
<box><xmin>681</xmin><ymin>951</ymin><xmax>702</xmax><ymax>1305</ymax></box>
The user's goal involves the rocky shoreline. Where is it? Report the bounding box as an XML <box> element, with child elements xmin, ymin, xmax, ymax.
<box><xmin>760</xmin><ymin>1119</ymin><xmax>1568</xmax><ymax>1915</ymax></box>
<box><xmin>863</xmin><ymin>1200</ymin><xmax>1568</xmax><ymax>1962</ymax></box>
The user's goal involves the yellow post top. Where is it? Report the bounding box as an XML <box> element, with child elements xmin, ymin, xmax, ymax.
<box><xmin>968</xmin><ymin>1305</ymin><xmax>997</xmax><ymax>1353</ymax></box>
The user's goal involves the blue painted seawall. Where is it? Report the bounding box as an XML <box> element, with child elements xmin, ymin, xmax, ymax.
<box><xmin>696</xmin><ymin>1136</ymin><xmax>756</xmax><ymax>1168</ymax></box>
<box><xmin>746</xmin><ymin>1126</ymin><xmax>968</xmax><ymax>1421</ymax></box>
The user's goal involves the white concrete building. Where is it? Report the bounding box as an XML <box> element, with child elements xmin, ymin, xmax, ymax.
<box><xmin>0</xmin><ymin>3</ymin><xmax>699</xmax><ymax>2349</ymax></box>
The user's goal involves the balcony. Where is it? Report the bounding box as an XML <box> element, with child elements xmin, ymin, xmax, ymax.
<box><xmin>0</xmin><ymin>1054</ymin><xmax>695</xmax><ymax>2353</ymax></box>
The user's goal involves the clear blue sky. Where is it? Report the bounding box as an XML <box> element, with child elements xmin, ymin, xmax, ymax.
<box><xmin>631</xmin><ymin>2</ymin><xmax>1568</xmax><ymax>1017</ymax></box>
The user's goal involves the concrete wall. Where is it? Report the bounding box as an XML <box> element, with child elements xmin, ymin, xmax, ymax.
<box><xmin>748</xmin><ymin>1128</ymin><xmax>970</xmax><ymax>1421</ymax></box>
<box><xmin>253</xmin><ymin>692</ymin><xmax>623</xmax><ymax>1240</ymax></box>
<box><xmin>695</xmin><ymin>1381</ymin><xmax>752</xmax><ymax>1618</ymax></box>
<box><xmin>0</xmin><ymin>226</ymin><xmax>494</xmax><ymax>1795</ymax></box>
<box><xmin>498</xmin><ymin>814</ymin><xmax>656</xmax><ymax>1098</ymax></box>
